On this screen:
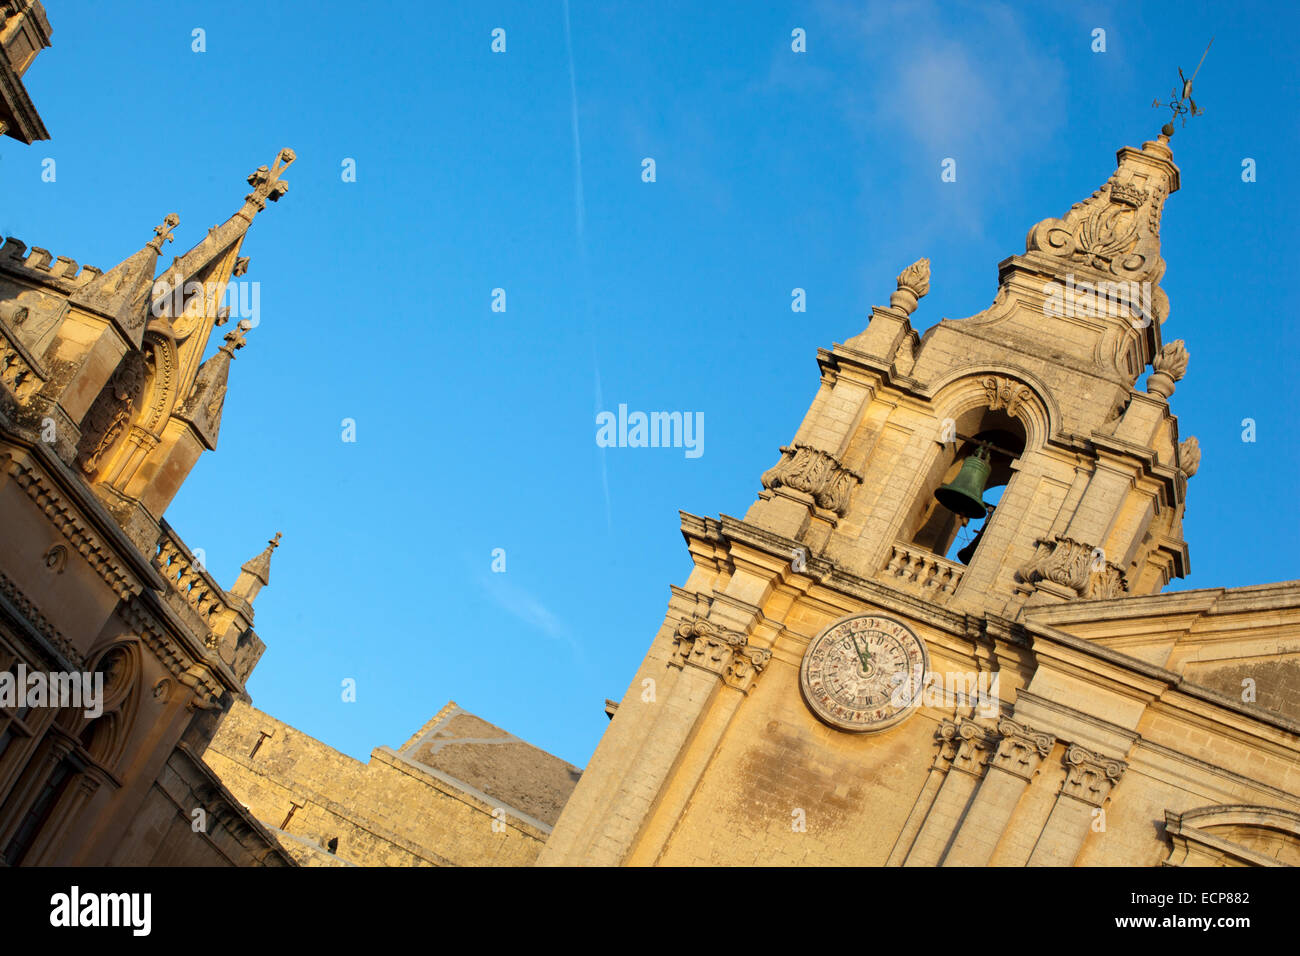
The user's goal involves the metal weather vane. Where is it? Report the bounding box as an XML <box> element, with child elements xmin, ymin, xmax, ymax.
<box><xmin>1153</xmin><ymin>37</ymin><xmax>1213</xmax><ymax>134</ymax></box>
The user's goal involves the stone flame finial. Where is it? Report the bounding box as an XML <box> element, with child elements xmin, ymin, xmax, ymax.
<box><xmin>1179</xmin><ymin>436</ymin><xmax>1201</xmax><ymax>478</ymax></box>
<box><xmin>890</xmin><ymin>258</ymin><xmax>930</xmax><ymax>316</ymax></box>
<box><xmin>1147</xmin><ymin>339</ymin><xmax>1189</xmax><ymax>398</ymax></box>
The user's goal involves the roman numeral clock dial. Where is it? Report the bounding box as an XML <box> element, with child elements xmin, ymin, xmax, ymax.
<box><xmin>799</xmin><ymin>614</ymin><xmax>929</xmax><ymax>733</ymax></box>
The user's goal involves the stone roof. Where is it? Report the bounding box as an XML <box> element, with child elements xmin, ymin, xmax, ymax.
<box><xmin>397</xmin><ymin>702</ymin><xmax>581</xmax><ymax>828</ymax></box>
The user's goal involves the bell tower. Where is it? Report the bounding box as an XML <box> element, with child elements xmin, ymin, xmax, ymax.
<box><xmin>539</xmin><ymin>124</ymin><xmax>1217</xmax><ymax>869</ymax></box>
<box><xmin>746</xmin><ymin>128</ymin><xmax>1193</xmax><ymax>619</ymax></box>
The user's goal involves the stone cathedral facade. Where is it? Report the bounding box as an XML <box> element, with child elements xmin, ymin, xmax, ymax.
<box><xmin>540</xmin><ymin>127</ymin><xmax>1300</xmax><ymax>867</ymax></box>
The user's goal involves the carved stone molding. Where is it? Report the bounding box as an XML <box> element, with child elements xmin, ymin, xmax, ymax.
<box><xmin>1017</xmin><ymin>535</ymin><xmax>1128</xmax><ymax>600</ymax></box>
<box><xmin>0</xmin><ymin>569</ymin><xmax>83</xmax><ymax>667</ymax></box>
<box><xmin>1061</xmin><ymin>744</ymin><xmax>1126</xmax><ymax>806</ymax></box>
<box><xmin>990</xmin><ymin>717</ymin><xmax>1054</xmax><ymax>781</ymax></box>
<box><xmin>937</xmin><ymin>718</ymin><xmax>995</xmax><ymax>776</ymax></box>
<box><xmin>669</xmin><ymin>617</ymin><xmax>771</xmax><ymax>694</ymax></box>
<box><xmin>980</xmin><ymin>375</ymin><xmax>1033</xmax><ymax>419</ymax></box>
<box><xmin>760</xmin><ymin>444</ymin><xmax>862</xmax><ymax>517</ymax></box>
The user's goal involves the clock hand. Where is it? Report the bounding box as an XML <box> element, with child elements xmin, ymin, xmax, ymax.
<box><xmin>850</xmin><ymin>634</ymin><xmax>871</xmax><ymax>672</ymax></box>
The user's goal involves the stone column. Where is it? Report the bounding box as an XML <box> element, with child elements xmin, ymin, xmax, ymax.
<box><xmin>1027</xmin><ymin>744</ymin><xmax>1126</xmax><ymax>866</ymax></box>
<box><xmin>941</xmin><ymin>717</ymin><xmax>1053</xmax><ymax>866</ymax></box>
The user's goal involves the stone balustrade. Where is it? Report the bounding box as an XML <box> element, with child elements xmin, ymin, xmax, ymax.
<box><xmin>882</xmin><ymin>542</ymin><xmax>964</xmax><ymax>598</ymax></box>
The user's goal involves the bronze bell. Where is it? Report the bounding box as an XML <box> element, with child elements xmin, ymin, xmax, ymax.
<box><xmin>955</xmin><ymin>516</ymin><xmax>990</xmax><ymax>565</ymax></box>
<box><xmin>935</xmin><ymin>445</ymin><xmax>991</xmax><ymax>519</ymax></box>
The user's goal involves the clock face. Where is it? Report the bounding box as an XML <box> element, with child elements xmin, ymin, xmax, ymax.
<box><xmin>800</xmin><ymin>614</ymin><xmax>928</xmax><ymax>733</ymax></box>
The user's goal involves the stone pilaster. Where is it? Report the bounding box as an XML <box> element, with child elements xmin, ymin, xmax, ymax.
<box><xmin>942</xmin><ymin>717</ymin><xmax>1054</xmax><ymax>866</ymax></box>
<box><xmin>1026</xmin><ymin>744</ymin><xmax>1126</xmax><ymax>866</ymax></box>
<box><xmin>904</xmin><ymin>718</ymin><xmax>994</xmax><ymax>866</ymax></box>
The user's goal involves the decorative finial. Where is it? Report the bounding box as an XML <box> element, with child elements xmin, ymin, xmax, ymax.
<box><xmin>148</xmin><ymin>214</ymin><xmax>180</xmax><ymax>253</ymax></box>
<box><xmin>244</xmin><ymin>147</ymin><xmax>297</xmax><ymax>212</ymax></box>
<box><xmin>219</xmin><ymin>319</ymin><xmax>252</xmax><ymax>356</ymax></box>
<box><xmin>1147</xmin><ymin>339</ymin><xmax>1189</xmax><ymax>398</ymax></box>
<box><xmin>1179</xmin><ymin>437</ymin><xmax>1201</xmax><ymax>478</ymax></box>
<box><xmin>890</xmin><ymin>257</ymin><xmax>930</xmax><ymax>316</ymax></box>
<box><xmin>1152</xmin><ymin>37</ymin><xmax>1213</xmax><ymax>139</ymax></box>
<box><xmin>268</xmin><ymin>532</ymin><xmax>282</xmax><ymax>550</ymax></box>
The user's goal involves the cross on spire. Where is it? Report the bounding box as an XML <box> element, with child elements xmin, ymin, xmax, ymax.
<box><xmin>220</xmin><ymin>319</ymin><xmax>253</xmax><ymax>356</ymax></box>
<box><xmin>244</xmin><ymin>147</ymin><xmax>297</xmax><ymax>212</ymax></box>
<box><xmin>148</xmin><ymin>213</ymin><xmax>180</xmax><ymax>252</ymax></box>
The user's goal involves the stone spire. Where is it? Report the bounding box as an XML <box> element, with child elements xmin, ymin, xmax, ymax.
<box><xmin>150</xmin><ymin>147</ymin><xmax>294</xmax><ymax>425</ymax></box>
<box><xmin>67</xmin><ymin>213</ymin><xmax>178</xmax><ymax>346</ymax></box>
<box><xmin>175</xmin><ymin>319</ymin><xmax>251</xmax><ymax>449</ymax></box>
<box><xmin>230</xmin><ymin>532</ymin><xmax>281</xmax><ymax>605</ymax></box>
<box><xmin>152</xmin><ymin>147</ymin><xmax>295</xmax><ymax>311</ymax></box>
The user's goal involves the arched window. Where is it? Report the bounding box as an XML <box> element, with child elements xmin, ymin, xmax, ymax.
<box><xmin>904</xmin><ymin>412</ymin><xmax>1026</xmax><ymax>564</ymax></box>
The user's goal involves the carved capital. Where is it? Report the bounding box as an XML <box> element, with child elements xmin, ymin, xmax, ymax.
<box><xmin>760</xmin><ymin>444</ymin><xmax>862</xmax><ymax>517</ymax></box>
<box><xmin>990</xmin><ymin>717</ymin><xmax>1054</xmax><ymax>780</ymax></box>
<box><xmin>1061</xmin><ymin>744</ymin><xmax>1126</xmax><ymax>806</ymax></box>
<box><xmin>936</xmin><ymin>718</ymin><xmax>995</xmax><ymax>776</ymax></box>
<box><xmin>669</xmin><ymin>617</ymin><xmax>771</xmax><ymax>694</ymax></box>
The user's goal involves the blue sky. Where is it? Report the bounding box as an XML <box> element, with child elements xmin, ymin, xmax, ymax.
<box><xmin>3</xmin><ymin>1</ymin><xmax>1297</xmax><ymax>767</ymax></box>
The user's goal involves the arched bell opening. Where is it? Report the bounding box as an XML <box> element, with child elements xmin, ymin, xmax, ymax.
<box><xmin>904</xmin><ymin>409</ymin><xmax>1026</xmax><ymax>563</ymax></box>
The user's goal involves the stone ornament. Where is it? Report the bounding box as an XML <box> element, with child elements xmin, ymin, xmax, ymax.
<box><xmin>938</xmin><ymin>718</ymin><xmax>995</xmax><ymax>775</ymax></box>
<box><xmin>1179</xmin><ymin>436</ymin><xmax>1200</xmax><ymax>478</ymax></box>
<box><xmin>1027</xmin><ymin>174</ymin><xmax>1168</xmax><ymax>286</ymax></box>
<box><xmin>1018</xmin><ymin>535</ymin><xmax>1129</xmax><ymax>600</ymax></box>
<box><xmin>890</xmin><ymin>257</ymin><xmax>930</xmax><ymax>316</ymax></box>
<box><xmin>670</xmin><ymin>617</ymin><xmax>771</xmax><ymax>694</ymax></box>
<box><xmin>244</xmin><ymin>148</ymin><xmax>296</xmax><ymax>211</ymax></box>
<box><xmin>991</xmin><ymin>717</ymin><xmax>1054</xmax><ymax>780</ymax></box>
<box><xmin>760</xmin><ymin>444</ymin><xmax>862</xmax><ymax>517</ymax></box>
<box><xmin>147</xmin><ymin>213</ymin><xmax>180</xmax><ymax>253</ymax></box>
<box><xmin>1061</xmin><ymin>744</ymin><xmax>1127</xmax><ymax>806</ymax></box>
<box><xmin>1147</xmin><ymin>339</ymin><xmax>1189</xmax><ymax>399</ymax></box>
<box><xmin>980</xmin><ymin>375</ymin><xmax>1034</xmax><ymax>419</ymax></box>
